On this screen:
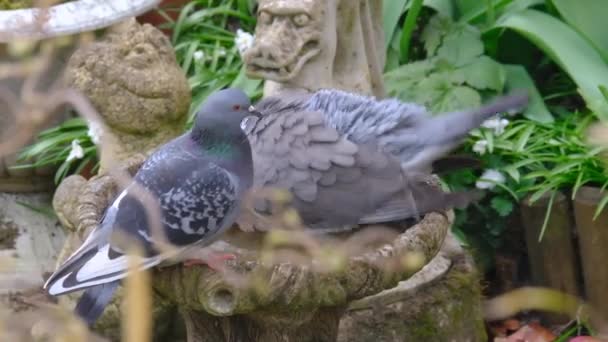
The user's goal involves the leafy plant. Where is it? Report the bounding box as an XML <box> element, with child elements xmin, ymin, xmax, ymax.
<box><xmin>159</xmin><ymin>0</ymin><xmax>263</xmax><ymax>125</ymax></box>
<box><xmin>446</xmin><ymin>109</ymin><xmax>608</xmax><ymax>268</ymax></box>
<box><xmin>13</xmin><ymin>118</ymin><xmax>98</xmax><ymax>184</ymax></box>
<box><xmin>494</xmin><ymin>8</ymin><xmax>608</xmax><ymax>121</ymax></box>
<box><xmin>385</xmin><ymin>13</ymin><xmax>507</xmax><ymax>113</ymax></box>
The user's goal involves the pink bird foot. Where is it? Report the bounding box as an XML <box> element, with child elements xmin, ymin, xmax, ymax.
<box><xmin>183</xmin><ymin>252</ymin><xmax>237</xmax><ymax>272</ymax></box>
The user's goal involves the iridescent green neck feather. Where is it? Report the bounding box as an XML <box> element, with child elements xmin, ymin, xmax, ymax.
<box><xmin>192</xmin><ymin>126</ymin><xmax>239</xmax><ymax>157</ymax></box>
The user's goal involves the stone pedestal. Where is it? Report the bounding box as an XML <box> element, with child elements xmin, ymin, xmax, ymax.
<box><xmin>337</xmin><ymin>233</ymin><xmax>487</xmax><ymax>342</ymax></box>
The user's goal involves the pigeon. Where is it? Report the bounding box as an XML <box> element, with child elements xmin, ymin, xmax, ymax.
<box><xmin>240</xmin><ymin>89</ymin><xmax>528</xmax><ymax>231</ymax></box>
<box><xmin>44</xmin><ymin>88</ymin><xmax>259</xmax><ymax>325</ymax></box>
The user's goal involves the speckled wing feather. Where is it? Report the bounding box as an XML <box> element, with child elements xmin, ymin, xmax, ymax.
<box><xmin>44</xmin><ymin>136</ymin><xmax>240</xmax><ymax>295</ymax></box>
<box><xmin>243</xmin><ymin>97</ymin><xmax>408</xmax><ymax>231</ymax></box>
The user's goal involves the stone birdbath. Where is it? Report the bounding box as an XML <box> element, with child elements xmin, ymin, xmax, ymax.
<box><xmin>45</xmin><ymin>1</ymin><xmax>487</xmax><ymax>341</ymax></box>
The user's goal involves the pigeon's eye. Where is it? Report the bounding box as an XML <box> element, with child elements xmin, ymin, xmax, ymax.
<box><xmin>233</xmin><ymin>105</ymin><xmax>241</xmax><ymax>111</ymax></box>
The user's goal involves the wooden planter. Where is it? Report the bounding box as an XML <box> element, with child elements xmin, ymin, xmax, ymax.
<box><xmin>573</xmin><ymin>186</ymin><xmax>608</xmax><ymax>321</ymax></box>
<box><xmin>520</xmin><ymin>191</ymin><xmax>581</xmax><ymax>323</ymax></box>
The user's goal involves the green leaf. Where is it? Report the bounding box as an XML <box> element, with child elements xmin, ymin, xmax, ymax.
<box><xmin>453</xmin><ymin>55</ymin><xmax>505</xmax><ymax>91</ymax></box>
<box><xmin>503</xmin><ymin>166</ymin><xmax>520</xmax><ymax>183</ymax></box>
<box><xmin>399</xmin><ymin>0</ymin><xmax>425</xmax><ymax>62</ymax></box>
<box><xmin>383</xmin><ymin>0</ymin><xmax>411</xmax><ymax>50</ymax></box>
<box><xmin>384</xmin><ymin>58</ymin><xmax>438</xmax><ymax>101</ymax></box>
<box><xmin>491</xmin><ymin>196</ymin><xmax>514</xmax><ymax>217</ymax></box>
<box><xmin>538</xmin><ymin>191</ymin><xmax>556</xmax><ymax>242</ymax></box>
<box><xmin>552</xmin><ymin>0</ymin><xmax>608</xmax><ymax>64</ymax></box>
<box><xmin>230</xmin><ymin>64</ymin><xmax>263</xmax><ymax>98</ymax></box>
<box><xmin>416</xmin><ymin>73</ymin><xmax>482</xmax><ymax>112</ymax></box>
<box><xmin>594</xmin><ymin>192</ymin><xmax>608</xmax><ymax>220</ymax></box>
<box><xmin>503</xmin><ymin>64</ymin><xmax>554</xmax><ymax>123</ymax></box>
<box><xmin>421</xmin><ymin>14</ymin><xmax>451</xmax><ymax>56</ymax></box>
<box><xmin>436</xmin><ymin>24</ymin><xmax>484</xmax><ymax>66</ymax></box>
<box><xmin>495</xmin><ymin>10</ymin><xmax>608</xmax><ymax>120</ymax></box>
<box><xmin>549</xmin><ymin>161</ymin><xmax>580</xmax><ymax>176</ymax></box>
<box><xmin>515</xmin><ymin>124</ymin><xmax>535</xmax><ymax>152</ymax></box>
<box><xmin>424</xmin><ymin>0</ymin><xmax>455</xmax><ymax>19</ymax></box>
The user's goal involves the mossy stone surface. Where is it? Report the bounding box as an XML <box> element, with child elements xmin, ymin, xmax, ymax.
<box><xmin>337</xmin><ymin>240</ymin><xmax>487</xmax><ymax>342</ymax></box>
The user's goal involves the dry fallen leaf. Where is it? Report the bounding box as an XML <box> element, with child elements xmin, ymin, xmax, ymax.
<box><xmin>494</xmin><ymin>322</ymin><xmax>556</xmax><ymax>342</ymax></box>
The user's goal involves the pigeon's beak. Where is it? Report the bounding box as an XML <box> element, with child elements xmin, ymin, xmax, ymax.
<box><xmin>248</xmin><ymin>105</ymin><xmax>263</xmax><ymax>118</ymax></box>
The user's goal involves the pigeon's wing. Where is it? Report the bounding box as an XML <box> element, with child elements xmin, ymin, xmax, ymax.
<box><xmin>246</xmin><ymin>98</ymin><xmax>407</xmax><ymax>230</ymax></box>
<box><xmin>45</xmin><ymin>142</ymin><xmax>239</xmax><ymax>295</ymax></box>
<box><xmin>305</xmin><ymin>89</ymin><xmax>529</xmax><ymax>172</ymax></box>
<box><xmin>358</xmin><ymin>173</ymin><xmax>483</xmax><ymax>224</ymax></box>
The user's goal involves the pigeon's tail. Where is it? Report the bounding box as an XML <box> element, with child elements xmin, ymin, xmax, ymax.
<box><xmin>44</xmin><ymin>221</ymin><xmax>163</xmax><ymax>296</ymax></box>
<box><xmin>74</xmin><ymin>281</ymin><xmax>119</xmax><ymax>326</ymax></box>
<box><xmin>421</xmin><ymin>91</ymin><xmax>530</xmax><ymax>146</ymax></box>
<box><xmin>395</xmin><ymin>91</ymin><xmax>529</xmax><ymax>172</ymax></box>
<box><xmin>358</xmin><ymin>175</ymin><xmax>484</xmax><ymax>224</ymax></box>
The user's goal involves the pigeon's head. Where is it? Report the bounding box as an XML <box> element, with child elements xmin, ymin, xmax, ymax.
<box><xmin>192</xmin><ymin>88</ymin><xmax>262</xmax><ymax>146</ymax></box>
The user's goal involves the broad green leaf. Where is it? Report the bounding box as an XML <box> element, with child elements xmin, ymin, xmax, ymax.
<box><xmin>504</xmin><ymin>64</ymin><xmax>554</xmax><ymax>123</ymax></box>
<box><xmin>491</xmin><ymin>196</ymin><xmax>514</xmax><ymax>217</ymax></box>
<box><xmin>498</xmin><ymin>0</ymin><xmax>544</xmax><ymax>19</ymax></box>
<box><xmin>454</xmin><ymin>55</ymin><xmax>505</xmax><ymax>91</ymax></box>
<box><xmin>421</xmin><ymin>14</ymin><xmax>451</xmax><ymax>56</ymax></box>
<box><xmin>458</xmin><ymin>0</ymin><xmax>509</xmax><ymax>25</ymax></box>
<box><xmin>383</xmin><ymin>0</ymin><xmax>410</xmax><ymax>50</ymax></box>
<box><xmin>384</xmin><ymin>59</ymin><xmax>437</xmax><ymax>101</ymax></box>
<box><xmin>436</xmin><ymin>24</ymin><xmax>483</xmax><ymax>67</ymax></box>
<box><xmin>495</xmin><ymin>10</ymin><xmax>608</xmax><ymax>120</ymax></box>
<box><xmin>552</xmin><ymin>0</ymin><xmax>608</xmax><ymax>64</ymax></box>
<box><xmin>424</xmin><ymin>0</ymin><xmax>455</xmax><ymax>19</ymax></box>
<box><xmin>415</xmin><ymin>72</ymin><xmax>482</xmax><ymax>112</ymax></box>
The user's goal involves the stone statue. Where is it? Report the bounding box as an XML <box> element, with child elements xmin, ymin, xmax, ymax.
<box><xmin>64</xmin><ymin>17</ymin><xmax>191</xmax><ymax>172</ymax></box>
<box><xmin>244</xmin><ymin>0</ymin><xmax>386</xmax><ymax>98</ymax></box>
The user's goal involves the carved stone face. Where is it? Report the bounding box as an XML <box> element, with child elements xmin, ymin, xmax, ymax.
<box><xmin>244</xmin><ymin>0</ymin><xmax>323</xmax><ymax>82</ymax></box>
<box><xmin>65</xmin><ymin>20</ymin><xmax>190</xmax><ymax>134</ymax></box>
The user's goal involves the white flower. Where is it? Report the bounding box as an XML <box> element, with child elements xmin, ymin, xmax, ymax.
<box><xmin>472</xmin><ymin>139</ymin><xmax>488</xmax><ymax>155</ymax></box>
<box><xmin>193</xmin><ymin>50</ymin><xmax>205</xmax><ymax>61</ymax></box>
<box><xmin>235</xmin><ymin>29</ymin><xmax>255</xmax><ymax>55</ymax></box>
<box><xmin>481</xmin><ymin>116</ymin><xmax>509</xmax><ymax>135</ymax></box>
<box><xmin>476</xmin><ymin>169</ymin><xmax>506</xmax><ymax>190</ymax></box>
<box><xmin>217</xmin><ymin>47</ymin><xmax>227</xmax><ymax>56</ymax></box>
<box><xmin>87</xmin><ymin>120</ymin><xmax>103</xmax><ymax>145</ymax></box>
<box><xmin>66</xmin><ymin>139</ymin><xmax>84</xmax><ymax>162</ymax></box>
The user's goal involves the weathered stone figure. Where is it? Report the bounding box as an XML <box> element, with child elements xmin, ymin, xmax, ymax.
<box><xmin>244</xmin><ymin>0</ymin><xmax>386</xmax><ymax>98</ymax></box>
<box><xmin>64</xmin><ymin>18</ymin><xmax>191</xmax><ymax>173</ymax></box>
